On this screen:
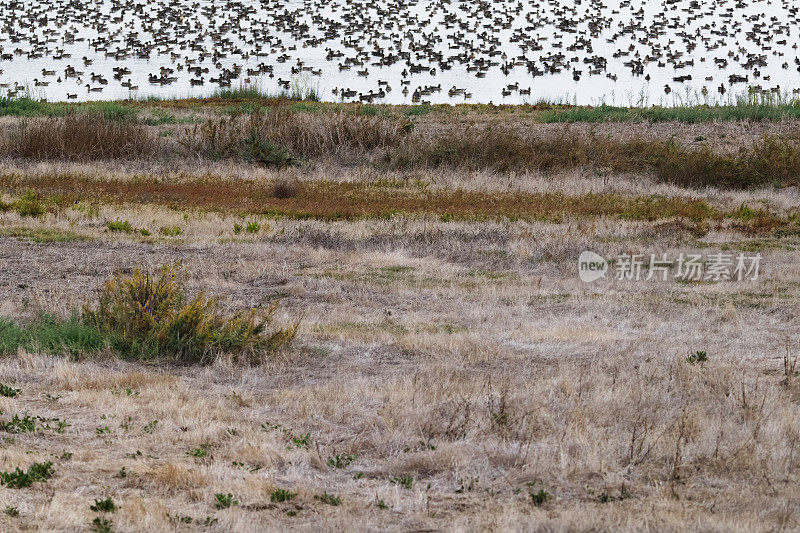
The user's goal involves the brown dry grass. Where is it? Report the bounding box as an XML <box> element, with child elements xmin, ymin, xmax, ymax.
<box><xmin>1</xmin><ymin>218</ymin><xmax>800</xmax><ymax>530</ymax></box>
<box><xmin>178</xmin><ymin>111</ymin><xmax>405</xmax><ymax>161</ymax></box>
<box><xmin>0</xmin><ymin>171</ymin><xmax>790</xmax><ymax>233</ymax></box>
<box><xmin>394</xmin><ymin>127</ymin><xmax>800</xmax><ymax>188</ymax></box>
<box><xmin>2</xmin><ymin>110</ymin><xmax>800</xmax><ymax>188</ymax></box>
<box><xmin>0</xmin><ymin>114</ymin><xmax>159</xmax><ymax>161</ymax></box>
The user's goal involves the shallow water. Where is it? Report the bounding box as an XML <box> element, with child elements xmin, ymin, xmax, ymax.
<box><xmin>0</xmin><ymin>0</ymin><xmax>797</xmax><ymax>105</ymax></box>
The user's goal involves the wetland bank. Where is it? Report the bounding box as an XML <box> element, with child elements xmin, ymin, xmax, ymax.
<box><xmin>0</xmin><ymin>97</ymin><xmax>799</xmax><ymax>531</ymax></box>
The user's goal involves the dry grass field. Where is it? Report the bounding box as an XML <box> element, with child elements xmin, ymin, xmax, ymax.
<box><xmin>1</xmin><ymin>100</ymin><xmax>800</xmax><ymax>531</ymax></box>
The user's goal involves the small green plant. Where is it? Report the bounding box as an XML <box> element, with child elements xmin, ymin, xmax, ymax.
<box><xmin>377</xmin><ymin>499</ymin><xmax>389</xmax><ymax>509</ymax></box>
<box><xmin>391</xmin><ymin>475</ymin><xmax>413</xmax><ymax>489</ymax></box>
<box><xmin>90</xmin><ymin>498</ymin><xmax>117</xmax><ymax>513</ymax></box>
<box><xmin>529</xmin><ymin>487</ymin><xmax>551</xmax><ymax>506</ymax></box>
<box><xmin>0</xmin><ymin>383</ymin><xmax>20</xmax><ymax>397</ymax></box>
<box><xmin>187</xmin><ymin>444</ymin><xmax>210</xmax><ymax>458</ymax></box>
<box><xmin>117</xmin><ymin>467</ymin><xmax>127</xmax><ymax>478</ymax></box>
<box><xmin>4</xmin><ymin>506</ymin><xmax>19</xmax><ymax>517</ymax></box>
<box><xmin>327</xmin><ymin>454</ymin><xmax>355</xmax><ymax>469</ymax></box>
<box><xmin>96</xmin><ymin>426</ymin><xmax>111</xmax><ymax>435</ymax></box>
<box><xmin>159</xmin><ymin>226</ymin><xmax>183</xmax><ymax>237</ymax></box>
<box><xmin>143</xmin><ymin>420</ymin><xmax>158</xmax><ymax>434</ymax></box>
<box><xmin>270</xmin><ymin>489</ymin><xmax>298</xmax><ymax>503</ymax></box>
<box><xmin>139</xmin><ymin>228</ymin><xmax>151</xmax><ymax>236</ymax></box>
<box><xmin>0</xmin><ymin>461</ymin><xmax>54</xmax><ymax>488</ymax></box>
<box><xmin>245</xmin><ymin>220</ymin><xmax>261</xmax><ymax>234</ymax></box>
<box><xmin>106</xmin><ymin>220</ymin><xmax>133</xmax><ymax>233</ymax></box>
<box><xmin>314</xmin><ymin>492</ymin><xmax>341</xmax><ymax>506</ymax></box>
<box><xmin>0</xmin><ymin>414</ymin><xmax>36</xmax><ymax>433</ymax></box>
<box><xmin>233</xmin><ymin>223</ymin><xmax>243</xmax><ymax>235</ymax></box>
<box><xmin>214</xmin><ymin>493</ymin><xmax>238</xmax><ymax>509</ymax></box>
<box><xmin>686</xmin><ymin>350</ymin><xmax>708</xmax><ymax>364</ymax></box>
<box><xmin>90</xmin><ymin>517</ymin><xmax>113</xmax><ymax>533</ymax></box>
<box><xmin>291</xmin><ymin>433</ymin><xmax>311</xmax><ymax>448</ymax></box>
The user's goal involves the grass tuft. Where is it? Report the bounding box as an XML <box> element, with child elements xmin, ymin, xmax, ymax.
<box><xmin>270</xmin><ymin>489</ymin><xmax>298</xmax><ymax>502</ymax></box>
<box><xmin>2</xmin><ymin>114</ymin><xmax>158</xmax><ymax>161</ymax></box>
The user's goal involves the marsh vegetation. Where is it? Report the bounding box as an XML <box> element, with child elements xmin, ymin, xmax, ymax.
<box><xmin>0</xmin><ymin>97</ymin><xmax>799</xmax><ymax>530</ymax></box>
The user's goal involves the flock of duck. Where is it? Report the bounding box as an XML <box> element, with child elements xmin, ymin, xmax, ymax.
<box><xmin>0</xmin><ymin>0</ymin><xmax>799</xmax><ymax>105</ymax></box>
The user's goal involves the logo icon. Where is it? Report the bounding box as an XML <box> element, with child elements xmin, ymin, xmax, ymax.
<box><xmin>578</xmin><ymin>251</ymin><xmax>607</xmax><ymax>282</ymax></box>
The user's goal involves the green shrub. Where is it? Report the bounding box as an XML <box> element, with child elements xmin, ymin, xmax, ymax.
<box><xmin>242</xmin><ymin>131</ymin><xmax>298</xmax><ymax>168</ymax></box>
<box><xmin>0</xmin><ymin>265</ymin><xmax>297</xmax><ymax>364</ymax></box>
<box><xmin>245</xmin><ymin>221</ymin><xmax>261</xmax><ymax>234</ymax></box>
<box><xmin>106</xmin><ymin>220</ymin><xmax>133</xmax><ymax>233</ymax></box>
<box><xmin>82</xmin><ymin>264</ymin><xmax>297</xmax><ymax>363</ymax></box>
<box><xmin>14</xmin><ymin>190</ymin><xmax>46</xmax><ymax>217</ymax></box>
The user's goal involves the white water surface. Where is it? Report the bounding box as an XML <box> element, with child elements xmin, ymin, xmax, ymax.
<box><xmin>0</xmin><ymin>0</ymin><xmax>797</xmax><ymax>105</ymax></box>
